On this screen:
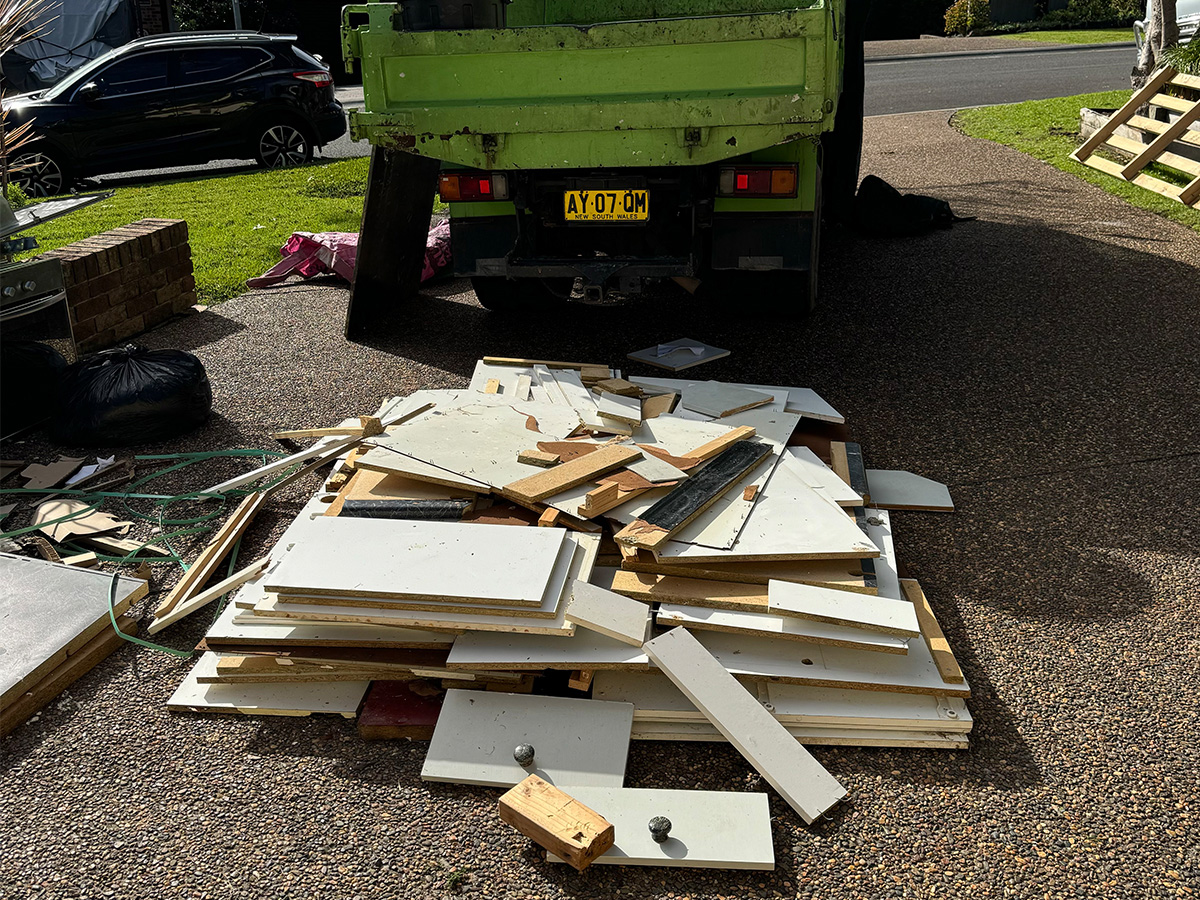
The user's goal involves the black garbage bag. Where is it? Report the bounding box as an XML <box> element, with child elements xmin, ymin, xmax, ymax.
<box><xmin>1</xmin><ymin>340</ymin><xmax>68</xmax><ymax>436</ymax></box>
<box><xmin>53</xmin><ymin>344</ymin><xmax>212</xmax><ymax>446</ymax></box>
<box><xmin>853</xmin><ymin>175</ymin><xmax>974</xmax><ymax>237</ymax></box>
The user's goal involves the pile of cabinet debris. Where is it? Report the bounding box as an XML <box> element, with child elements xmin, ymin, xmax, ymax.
<box><xmin>161</xmin><ymin>355</ymin><xmax>968</xmax><ymax>871</ymax></box>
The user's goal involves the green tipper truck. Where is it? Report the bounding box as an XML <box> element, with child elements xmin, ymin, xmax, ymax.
<box><xmin>341</xmin><ymin>1</ymin><xmax>850</xmax><ymax>319</ymax></box>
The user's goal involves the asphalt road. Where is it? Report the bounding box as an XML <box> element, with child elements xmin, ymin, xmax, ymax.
<box><xmin>93</xmin><ymin>44</ymin><xmax>1134</xmax><ymax>187</ymax></box>
<box><xmin>864</xmin><ymin>44</ymin><xmax>1134</xmax><ymax>116</ymax></box>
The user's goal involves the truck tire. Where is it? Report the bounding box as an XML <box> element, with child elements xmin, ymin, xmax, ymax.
<box><xmin>471</xmin><ymin>277</ymin><xmax>555</xmax><ymax>313</ymax></box>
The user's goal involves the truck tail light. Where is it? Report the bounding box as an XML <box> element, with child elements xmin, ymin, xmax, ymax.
<box><xmin>717</xmin><ymin>165</ymin><xmax>798</xmax><ymax>198</ymax></box>
<box><xmin>439</xmin><ymin>172</ymin><xmax>510</xmax><ymax>202</ymax></box>
<box><xmin>292</xmin><ymin>70</ymin><xmax>333</xmax><ymax>87</ymax></box>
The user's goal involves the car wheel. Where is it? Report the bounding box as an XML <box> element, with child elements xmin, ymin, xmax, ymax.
<box><xmin>255</xmin><ymin>123</ymin><xmax>313</xmax><ymax>168</ymax></box>
<box><xmin>471</xmin><ymin>277</ymin><xmax>561</xmax><ymax>313</ymax></box>
<box><xmin>11</xmin><ymin>150</ymin><xmax>69</xmax><ymax>198</ymax></box>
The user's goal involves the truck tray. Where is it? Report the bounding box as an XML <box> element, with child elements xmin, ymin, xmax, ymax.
<box><xmin>342</xmin><ymin>2</ymin><xmax>844</xmax><ymax>170</ymax></box>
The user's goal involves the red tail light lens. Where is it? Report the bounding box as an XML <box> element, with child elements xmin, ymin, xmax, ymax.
<box><xmin>717</xmin><ymin>165</ymin><xmax>799</xmax><ymax>198</ymax></box>
<box><xmin>293</xmin><ymin>70</ymin><xmax>333</xmax><ymax>87</ymax></box>
<box><xmin>439</xmin><ymin>173</ymin><xmax>510</xmax><ymax>202</ymax></box>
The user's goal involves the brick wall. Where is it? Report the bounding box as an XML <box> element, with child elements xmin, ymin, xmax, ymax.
<box><xmin>39</xmin><ymin>219</ymin><xmax>197</xmax><ymax>354</ymax></box>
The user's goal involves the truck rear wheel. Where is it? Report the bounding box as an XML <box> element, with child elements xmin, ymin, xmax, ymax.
<box><xmin>471</xmin><ymin>277</ymin><xmax>547</xmax><ymax>313</ymax></box>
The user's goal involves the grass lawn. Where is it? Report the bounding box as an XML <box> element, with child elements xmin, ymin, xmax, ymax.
<box><xmin>994</xmin><ymin>28</ymin><xmax>1133</xmax><ymax>44</ymax></box>
<box><xmin>954</xmin><ymin>91</ymin><xmax>1200</xmax><ymax>234</ymax></box>
<box><xmin>20</xmin><ymin>157</ymin><xmax>385</xmax><ymax>305</ymax></box>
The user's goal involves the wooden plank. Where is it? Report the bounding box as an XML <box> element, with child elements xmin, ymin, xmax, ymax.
<box><xmin>546</xmin><ymin>787</ymin><xmax>773</xmax><ymax>870</ymax></box>
<box><xmin>201</xmin><ymin>436</ymin><xmax>362</xmax><ymax>496</ymax></box>
<box><xmin>568</xmin><ymin>669</ymin><xmax>595</xmax><ymax>691</ymax></box>
<box><xmin>484</xmin><ymin>378</ymin><xmax>501</xmax><ymax>394</ymax></box>
<box><xmin>657</xmin><ymin>604</ymin><xmax>909</xmax><ymax>654</ymax></box>
<box><xmin>1107</xmin><ymin>133</ymin><xmax>1200</xmax><ymax>178</ymax></box>
<box><xmin>615</xmin><ymin>441</ymin><xmax>772</xmax><ymax>550</ymax></box>
<box><xmin>499</xmin><ymin>776</ymin><xmax>615</xmax><ymax>872</ymax></box>
<box><xmin>1</xmin><ymin>616</ymin><xmax>136</xmax><ymax>737</ymax></box>
<box><xmin>1172</xmin><ymin>71</ymin><xmax>1200</xmax><ymax>90</ymax></box>
<box><xmin>167</xmin><ymin>653</ymin><xmax>368</xmax><ymax>717</ymax></box>
<box><xmin>1130</xmin><ymin>170</ymin><xmax>1188</xmax><ymax>202</ymax></box>
<box><xmin>1072</xmin><ymin>66</ymin><xmax>1176</xmax><ymax>159</ymax></box>
<box><xmin>681</xmin><ymin>425</ymin><xmax>755</xmax><ymax>462</ymax></box>
<box><xmin>594</xmin><ymin>378</ymin><xmax>641</xmax><ymax>396</ymax></box>
<box><xmin>504</xmin><ymin>445</ymin><xmax>641</xmax><ymax>503</ymax></box>
<box><xmin>518</xmin><ymin>449</ymin><xmax>560</xmax><ymax>467</ymax></box>
<box><xmin>865</xmin><ymin>470</ymin><xmax>954</xmax><ymax>512</ymax></box>
<box><xmin>537</xmin><ymin>507</ymin><xmax>562</xmax><ymax>528</ymax></box>
<box><xmin>1152</xmin><ymin>92</ymin><xmax>1195</xmax><ymax>115</ymax></box>
<box><xmin>147</xmin><ymin>558</ymin><xmax>270</xmax><ymax>634</ymax></box>
<box><xmin>565</xmin><ymin>580</ymin><xmax>652</xmax><ymax>646</ymax></box>
<box><xmin>581</xmin><ymin>481</ymin><xmax>619</xmax><ymax>514</ymax></box>
<box><xmin>263</xmin><ymin>517</ymin><xmax>567</xmax><ymax>605</ymax></box>
<box><xmin>828</xmin><ymin>442</ymin><xmax>851</xmax><ymax>486</ymax></box>
<box><xmin>641</xmin><ymin>391</ymin><xmax>677</xmax><ymax>419</ymax></box>
<box><xmin>1181</xmin><ymin>173</ymin><xmax>1200</xmax><ymax>207</ymax></box>
<box><xmin>154</xmin><ymin>493</ymin><xmax>266</xmax><ymax>616</ymax></box>
<box><xmin>899</xmin><ymin>579</ymin><xmax>964</xmax><ymax>685</ymax></box>
<box><xmin>642</xmin><ymin>627</ymin><xmax>848</xmax><ymax>824</ymax></box>
<box><xmin>62</xmin><ymin>552</ymin><xmax>98</xmax><ymax>568</ymax></box>
<box><xmin>420</xmin><ymin>690</ymin><xmax>634</xmax><ymax>787</ymax></box>
<box><xmin>767</xmin><ymin>580</ymin><xmax>919</xmax><ymax>638</ymax></box>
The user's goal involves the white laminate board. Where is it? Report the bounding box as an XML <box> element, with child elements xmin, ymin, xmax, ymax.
<box><xmin>626</xmin><ymin>415</ymin><xmax>737</xmax><ymax>455</ymax></box>
<box><xmin>353</xmin><ymin>446</ymin><xmax>490</xmax><ymax>491</ymax></box>
<box><xmin>627</xmin><ymin>339</ymin><xmax>729</xmax><ymax>372</ymax></box>
<box><xmin>420</xmin><ymin>690</ymin><xmax>634</xmax><ymax>787</ymax></box>
<box><xmin>546</xmin><ymin>788</ymin><xmax>773</xmax><ymax>870</ymax></box>
<box><xmin>167</xmin><ymin>653</ymin><xmax>368</xmax><ymax>717</ymax></box>
<box><xmin>597</xmin><ymin>391</ymin><xmax>642</xmax><ymax>425</ymax></box>
<box><xmin>655</xmin><ymin>457</ymin><xmax>879</xmax><ymax>562</ymax></box>
<box><xmin>767</xmin><ymin>580</ymin><xmax>919</xmax><ymax>638</ymax></box>
<box><xmin>690</xmin><ymin>629</ymin><xmax>972</xmax><ymax>697</ymax></box>
<box><xmin>863</xmin><ymin>509</ymin><xmax>900</xmax><ymax>600</ymax></box>
<box><xmin>630</xmin><ymin>377</ymin><xmax>843</xmax><ymax>423</ymax></box>
<box><xmin>205</xmin><ymin>597</ymin><xmax>454</xmax><ymax>647</ymax></box>
<box><xmin>630</xmin><ymin>720</ymin><xmax>969</xmax><ymax>749</ymax></box>
<box><xmin>656</xmin><ymin>604</ymin><xmax>909</xmax><ymax>654</ymax></box>
<box><xmin>446</xmin><ymin>626</ymin><xmax>650</xmax><ymax>670</ymax></box>
<box><xmin>786</xmin><ymin>447</ymin><xmax>862</xmax><ymax>506</ymax></box>
<box><xmin>263</xmin><ymin>517</ymin><xmax>567</xmax><ymax>605</ymax></box>
<box><xmin>595</xmin><ymin>671</ymin><xmax>971</xmax><ymax>731</ymax></box>
<box><xmin>564</xmin><ymin>580</ymin><xmax>652</xmax><ymax>646</ymax></box>
<box><xmin>593</xmin><ymin>670</ymin><xmax>762</xmax><ymax>719</ymax></box>
<box><xmin>642</xmin><ymin>627</ymin><xmax>847</xmax><ymax>823</ymax></box>
<box><xmin>766</xmin><ymin>682</ymin><xmax>972</xmax><ymax>731</ymax></box>
<box><xmin>681</xmin><ymin>382</ymin><xmax>774</xmax><ymax>418</ymax></box>
<box><xmin>865</xmin><ymin>470</ymin><xmax>953</xmax><ymax>511</ymax></box>
<box><xmin>369</xmin><ymin>401</ymin><xmax>582</xmax><ymax>488</ymax></box>
<box><xmin>547</xmin><ymin>368</ymin><xmax>630</xmax><ymax>435</ymax></box>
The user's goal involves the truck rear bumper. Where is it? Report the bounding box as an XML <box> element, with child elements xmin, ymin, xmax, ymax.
<box><xmin>710</xmin><ymin>212</ymin><xmax>816</xmax><ymax>272</ymax></box>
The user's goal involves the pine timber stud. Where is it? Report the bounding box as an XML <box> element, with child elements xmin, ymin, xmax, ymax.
<box><xmin>498</xmin><ymin>775</ymin><xmax>615</xmax><ymax>872</ymax></box>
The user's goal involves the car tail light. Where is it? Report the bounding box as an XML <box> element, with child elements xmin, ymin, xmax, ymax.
<box><xmin>293</xmin><ymin>70</ymin><xmax>333</xmax><ymax>88</ymax></box>
<box><xmin>717</xmin><ymin>165</ymin><xmax>798</xmax><ymax>198</ymax></box>
<box><xmin>439</xmin><ymin>172</ymin><xmax>510</xmax><ymax>202</ymax></box>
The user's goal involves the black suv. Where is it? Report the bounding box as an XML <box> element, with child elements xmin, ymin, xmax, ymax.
<box><xmin>3</xmin><ymin>31</ymin><xmax>347</xmax><ymax>196</ymax></box>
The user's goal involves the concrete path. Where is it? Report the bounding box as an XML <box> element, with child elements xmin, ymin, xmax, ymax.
<box><xmin>3</xmin><ymin>112</ymin><xmax>1198</xmax><ymax>900</ymax></box>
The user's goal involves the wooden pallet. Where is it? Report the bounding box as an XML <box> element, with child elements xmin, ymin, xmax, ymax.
<box><xmin>1071</xmin><ymin>67</ymin><xmax>1200</xmax><ymax>209</ymax></box>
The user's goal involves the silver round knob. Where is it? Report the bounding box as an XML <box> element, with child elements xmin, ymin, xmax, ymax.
<box><xmin>2</xmin><ymin>287</ymin><xmax>14</xmax><ymax>298</ymax></box>
<box><xmin>513</xmin><ymin>743</ymin><xmax>535</xmax><ymax>767</ymax></box>
<box><xmin>648</xmin><ymin>816</ymin><xmax>672</xmax><ymax>843</ymax></box>
<box><xmin>22</xmin><ymin>280</ymin><xmax>36</xmax><ymax>291</ymax></box>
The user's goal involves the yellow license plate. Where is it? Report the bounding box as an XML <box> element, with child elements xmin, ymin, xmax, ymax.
<box><xmin>563</xmin><ymin>189</ymin><xmax>648</xmax><ymax>222</ymax></box>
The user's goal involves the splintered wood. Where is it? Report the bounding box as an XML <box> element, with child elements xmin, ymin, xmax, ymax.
<box><xmin>142</xmin><ymin>355</ymin><xmax>973</xmax><ymax>875</ymax></box>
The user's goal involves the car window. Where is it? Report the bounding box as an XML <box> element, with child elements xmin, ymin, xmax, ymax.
<box><xmin>176</xmin><ymin>47</ymin><xmax>269</xmax><ymax>86</ymax></box>
<box><xmin>291</xmin><ymin>46</ymin><xmax>326</xmax><ymax>70</ymax></box>
<box><xmin>92</xmin><ymin>53</ymin><xmax>169</xmax><ymax>97</ymax></box>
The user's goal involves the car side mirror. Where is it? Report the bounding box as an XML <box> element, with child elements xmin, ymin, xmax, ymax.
<box><xmin>77</xmin><ymin>82</ymin><xmax>100</xmax><ymax>102</ymax></box>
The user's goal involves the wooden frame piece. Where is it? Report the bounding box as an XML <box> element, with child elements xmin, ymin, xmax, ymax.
<box><xmin>154</xmin><ymin>492</ymin><xmax>266</xmax><ymax>617</ymax></box>
<box><xmin>1071</xmin><ymin>67</ymin><xmax>1200</xmax><ymax>209</ymax></box>
<box><xmin>499</xmin><ymin>776</ymin><xmax>615</xmax><ymax>872</ymax></box>
<box><xmin>148</xmin><ymin>558</ymin><xmax>269</xmax><ymax>634</ymax></box>
<box><xmin>504</xmin><ymin>444</ymin><xmax>641</xmax><ymax>504</ymax></box>
<box><xmin>899</xmin><ymin>579</ymin><xmax>965</xmax><ymax>685</ymax></box>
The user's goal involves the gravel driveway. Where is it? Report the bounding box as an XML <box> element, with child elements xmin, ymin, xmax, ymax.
<box><xmin>2</xmin><ymin>111</ymin><xmax>1198</xmax><ymax>900</ymax></box>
